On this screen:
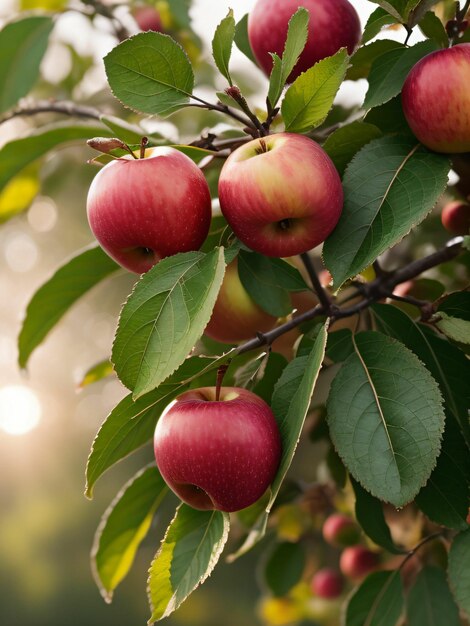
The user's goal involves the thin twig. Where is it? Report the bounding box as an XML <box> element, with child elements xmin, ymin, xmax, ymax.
<box><xmin>0</xmin><ymin>100</ymin><xmax>102</xmax><ymax>126</ymax></box>
<box><xmin>300</xmin><ymin>253</ymin><xmax>333</xmax><ymax>312</ymax></box>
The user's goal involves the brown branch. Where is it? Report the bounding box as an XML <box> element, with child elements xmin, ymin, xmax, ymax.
<box><xmin>300</xmin><ymin>252</ymin><xmax>334</xmax><ymax>313</ymax></box>
<box><xmin>0</xmin><ymin>100</ymin><xmax>103</xmax><ymax>126</ymax></box>
<box><xmin>236</xmin><ymin>238</ymin><xmax>464</xmax><ymax>356</ymax></box>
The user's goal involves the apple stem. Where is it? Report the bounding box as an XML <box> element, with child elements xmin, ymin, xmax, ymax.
<box><xmin>140</xmin><ymin>136</ymin><xmax>149</xmax><ymax>159</ymax></box>
<box><xmin>215</xmin><ymin>365</ymin><xmax>229</xmax><ymax>401</ymax></box>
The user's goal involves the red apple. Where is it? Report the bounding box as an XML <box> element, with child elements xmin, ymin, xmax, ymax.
<box><xmin>133</xmin><ymin>5</ymin><xmax>163</xmax><ymax>32</ymax></box>
<box><xmin>322</xmin><ymin>513</ymin><xmax>361</xmax><ymax>547</ymax></box>
<box><xmin>441</xmin><ymin>200</ymin><xmax>470</xmax><ymax>235</ymax></box>
<box><xmin>248</xmin><ymin>0</ymin><xmax>361</xmax><ymax>82</ymax></box>
<box><xmin>402</xmin><ymin>44</ymin><xmax>470</xmax><ymax>153</ymax></box>
<box><xmin>218</xmin><ymin>133</ymin><xmax>343</xmax><ymax>258</ymax></box>
<box><xmin>205</xmin><ymin>259</ymin><xmax>278</xmax><ymax>344</ymax></box>
<box><xmin>340</xmin><ymin>546</ymin><xmax>380</xmax><ymax>580</ymax></box>
<box><xmin>311</xmin><ymin>568</ymin><xmax>344</xmax><ymax>599</ymax></box>
<box><xmin>153</xmin><ymin>387</ymin><xmax>282</xmax><ymax>512</ymax></box>
<box><xmin>87</xmin><ymin>147</ymin><xmax>212</xmax><ymax>274</ymax></box>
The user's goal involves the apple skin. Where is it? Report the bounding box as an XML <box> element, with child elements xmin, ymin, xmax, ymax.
<box><xmin>311</xmin><ymin>568</ymin><xmax>344</xmax><ymax>599</ymax></box>
<box><xmin>133</xmin><ymin>5</ymin><xmax>163</xmax><ymax>32</ymax></box>
<box><xmin>322</xmin><ymin>513</ymin><xmax>361</xmax><ymax>547</ymax></box>
<box><xmin>441</xmin><ymin>200</ymin><xmax>470</xmax><ymax>235</ymax></box>
<box><xmin>402</xmin><ymin>44</ymin><xmax>470</xmax><ymax>153</ymax></box>
<box><xmin>205</xmin><ymin>259</ymin><xmax>278</xmax><ymax>344</ymax></box>
<box><xmin>153</xmin><ymin>387</ymin><xmax>282</xmax><ymax>512</ymax></box>
<box><xmin>340</xmin><ymin>546</ymin><xmax>380</xmax><ymax>580</ymax></box>
<box><xmin>87</xmin><ymin>147</ymin><xmax>212</xmax><ymax>274</ymax></box>
<box><xmin>248</xmin><ymin>0</ymin><xmax>361</xmax><ymax>82</ymax></box>
<box><xmin>218</xmin><ymin>133</ymin><xmax>343</xmax><ymax>258</ymax></box>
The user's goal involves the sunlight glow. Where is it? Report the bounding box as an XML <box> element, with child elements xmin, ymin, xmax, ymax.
<box><xmin>0</xmin><ymin>385</ymin><xmax>42</xmax><ymax>436</ymax></box>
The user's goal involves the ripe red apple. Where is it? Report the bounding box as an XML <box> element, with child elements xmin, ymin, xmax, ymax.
<box><xmin>248</xmin><ymin>0</ymin><xmax>361</xmax><ymax>82</ymax></box>
<box><xmin>441</xmin><ymin>200</ymin><xmax>470</xmax><ymax>235</ymax></box>
<box><xmin>322</xmin><ymin>513</ymin><xmax>361</xmax><ymax>547</ymax></box>
<box><xmin>205</xmin><ymin>259</ymin><xmax>278</xmax><ymax>344</ymax></box>
<box><xmin>133</xmin><ymin>5</ymin><xmax>163</xmax><ymax>32</ymax></box>
<box><xmin>153</xmin><ymin>387</ymin><xmax>282</xmax><ymax>512</ymax></box>
<box><xmin>87</xmin><ymin>147</ymin><xmax>211</xmax><ymax>274</ymax></box>
<box><xmin>340</xmin><ymin>546</ymin><xmax>380</xmax><ymax>580</ymax></box>
<box><xmin>218</xmin><ymin>133</ymin><xmax>343</xmax><ymax>258</ymax></box>
<box><xmin>311</xmin><ymin>568</ymin><xmax>344</xmax><ymax>599</ymax></box>
<box><xmin>402</xmin><ymin>44</ymin><xmax>470</xmax><ymax>153</ymax></box>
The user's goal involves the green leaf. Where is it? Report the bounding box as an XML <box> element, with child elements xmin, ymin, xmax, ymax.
<box><xmin>104</xmin><ymin>32</ymin><xmax>194</xmax><ymax>117</ymax></box>
<box><xmin>435</xmin><ymin>291</ymin><xmax>470</xmax><ymax>344</ymax></box>
<box><xmin>351</xmin><ymin>479</ymin><xmax>404</xmax><ymax>553</ymax></box>
<box><xmin>448</xmin><ymin>529</ymin><xmax>470</xmax><ymax>619</ymax></box>
<box><xmin>18</xmin><ymin>246</ymin><xmax>119</xmax><ymax>369</ymax></box>
<box><xmin>325</xmin><ymin>329</ymin><xmax>354</xmax><ymax>363</ymax></box>
<box><xmin>438</xmin><ymin>292</ymin><xmax>470</xmax><ymax>321</ymax></box>
<box><xmin>371</xmin><ymin>303</ymin><xmax>470</xmax><ymax>447</ymax></box>
<box><xmin>252</xmin><ymin>352</ymin><xmax>288</xmax><ymax>404</ymax></box>
<box><xmin>268</xmin><ymin>7</ymin><xmax>309</xmax><ymax>108</ymax></box>
<box><xmin>323</xmin><ymin>136</ymin><xmax>450</xmax><ymax>290</ymax></box>
<box><xmin>322</xmin><ymin>121</ymin><xmax>382</xmax><ymax>178</ymax></box>
<box><xmin>238</xmin><ymin>250</ymin><xmax>309</xmax><ymax>317</ymax></box>
<box><xmin>92</xmin><ymin>466</ymin><xmax>168</xmax><ymax>601</ymax></box>
<box><xmin>85</xmin><ymin>355</ymin><xmax>223</xmax><ymax>498</ymax></box>
<box><xmin>344</xmin><ymin>570</ymin><xmax>404</xmax><ymax>626</ymax></box>
<box><xmin>147</xmin><ymin>505</ymin><xmax>229</xmax><ymax>622</ymax></box>
<box><xmin>327</xmin><ymin>331</ymin><xmax>445</xmax><ymax>507</ymax></box>
<box><xmin>346</xmin><ymin>40</ymin><xmax>401</xmax><ymax>81</ymax></box>
<box><xmin>112</xmin><ymin>249</ymin><xmax>225</xmax><ymax>398</ymax></box>
<box><xmin>0</xmin><ymin>16</ymin><xmax>54</xmax><ymax>113</ymax></box>
<box><xmin>0</xmin><ymin>122</ymin><xmax>111</xmax><ymax>195</ymax></box>
<box><xmin>435</xmin><ymin>313</ymin><xmax>470</xmax><ymax>345</ymax></box>
<box><xmin>282</xmin><ymin>49</ymin><xmax>349</xmax><ymax>133</ymax></box>
<box><xmin>364</xmin><ymin>95</ymin><xmax>413</xmax><ymax>135</ymax></box>
<box><xmin>0</xmin><ymin>163</ymin><xmax>40</xmax><ymax>223</ymax></box>
<box><xmin>364</xmin><ymin>40</ymin><xmax>438</xmax><ymax>109</ymax></box>
<box><xmin>368</xmin><ymin>0</ymin><xmax>408</xmax><ymax>20</ymax></box>
<box><xmin>362</xmin><ymin>8</ymin><xmax>397</xmax><ymax>43</ymax></box>
<box><xmin>234</xmin><ymin>14</ymin><xmax>256</xmax><ymax>64</ymax></box>
<box><xmin>79</xmin><ymin>359</ymin><xmax>114</xmax><ymax>389</ymax></box>
<box><xmin>264</xmin><ymin>542</ymin><xmax>305</xmax><ymax>597</ymax></box>
<box><xmin>211</xmin><ymin>9</ymin><xmax>235</xmax><ymax>85</ymax></box>
<box><xmin>407</xmin><ymin>566</ymin><xmax>461</xmax><ymax>626</ymax></box>
<box><xmin>418</xmin><ymin>11</ymin><xmax>448</xmax><ymax>47</ymax></box>
<box><xmin>229</xmin><ymin>324</ymin><xmax>327</xmax><ymax>559</ymax></box>
<box><xmin>408</xmin><ymin>0</ymin><xmax>442</xmax><ymax>27</ymax></box>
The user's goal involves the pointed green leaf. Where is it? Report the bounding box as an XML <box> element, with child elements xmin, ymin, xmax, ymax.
<box><xmin>364</xmin><ymin>94</ymin><xmax>413</xmax><ymax>134</ymax></box>
<box><xmin>18</xmin><ymin>246</ymin><xmax>120</xmax><ymax>368</ymax></box>
<box><xmin>362</xmin><ymin>8</ymin><xmax>397</xmax><ymax>43</ymax></box>
<box><xmin>435</xmin><ymin>313</ymin><xmax>470</xmax><ymax>345</ymax></box>
<box><xmin>92</xmin><ymin>465</ymin><xmax>168</xmax><ymax>602</ymax></box>
<box><xmin>238</xmin><ymin>250</ymin><xmax>309</xmax><ymax>317</ymax></box>
<box><xmin>211</xmin><ymin>9</ymin><xmax>235</xmax><ymax>85</ymax></box>
<box><xmin>367</xmin><ymin>0</ymin><xmax>407</xmax><ymax>20</ymax></box>
<box><xmin>418</xmin><ymin>11</ymin><xmax>448</xmax><ymax>47</ymax></box>
<box><xmin>104</xmin><ymin>32</ymin><xmax>194</xmax><ymax>116</ymax></box>
<box><xmin>0</xmin><ymin>163</ymin><xmax>40</xmax><ymax>223</ymax></box>
<box><xmin>448</xmin><ymin>529</ymin><xmax>470</xmax><ymax>619</ymax></box>
<box><xmin>408</xmin><ymin>0</ymin><xmax>441</xmax><ymax>27</ymax></box>
<box><xmin>327</xmin><ymin>331</ymin><xmax>445</xmax><ymax>507</ymax></box>
<box><xmin>264</xmin><ymin>542</ymin><xmax>305</xmax><ymax>597</ymax></box>
<box><xmin>282</xmin><ymin>49</ymin><xmax>349</xmax><ymax>133</ymax></box>
<box><xmin>79</xmin><ymin>359</ymin><xmax>114</xmax><ymax>389</ymax></box>
<box><xmin>323</xmin><ymin>136</ymin><xmax>450</xmax><ymax>290</ymax></box>
<box><xmin>352</xmin><ymin>479</ymin><xmax>405</xmax><ymax>553</ymax></box>
<box><xmin>0</xmin><ymin>16</ymin><xmax>54</xmax><ymax>113</ymax></box>
<box><xmin>147</xmin><ymin>505</ymin><xmax>229</xmax><ymax>622</ymax></box>
<box><xmin>268</xmin><ymin>7</ymin><xmax>309</xmax><ymax>107</ymax></box>
<box><xmin>347</xmin><ymin>40</ymin><xmax>401</xmax><ymax>81</ymax></box>
<box><xmin>85</xmin><ymin>355</ymin><xmax>224</xmax><ymax>498</ymax></box>
<box><xmin>234</xmin><ymin>14</ymin><xmax>256</xmax><ymax>64</ymax></box>
<box><xmin>364</xmin><ymin>40</ymin><xmax>438</xmax><ymax>110</ymax></box>
<box><xmin>0</xmin><ymin>122</ymin><xmax>112</xmax><ymax>195</ymax></box>
<box><xmin>323</xmin><ymin>121</ymin><xmax>382</xmax><ymax>177</ymax></box>
<box><xmin>344</xmin><ymin>570</ymin><xmax>404</xmax><ymax>626</ymax></box>
<box><xmin>407</xmin><ymin>566</ymin><xmax>461</xmax><ymax>626</ymax></box>
<box><xmin>112</xmin><ymin>249</ymin><xmax>226</xmax><ymax>398</ymax></box>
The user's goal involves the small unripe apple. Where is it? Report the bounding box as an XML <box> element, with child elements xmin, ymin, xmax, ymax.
<box><xmin>248</xmin><ymin>0</ymin><xmax>361</xmax><ymax>82</ymax></box>
<box><xmin>133</xmin><ymin>4</ymin><xmax>163</xmax><ymax>32</ymax></box>
<box><xmin>153</xmin><ymin>387</ymin><xmax>282</xmax><ymax>512</ymax></box>
<box><xmin>205</xmin><ymin>259</ymin><xmax>277</xmax><ymax>344</ymax></box>
<box><xmin>218</xmin><ymin>133</ymin><xmax>343</xmax><ymax>258</ymax></box>
<box><xmin>322</xmin><ymin>513</ymin><xmax>361</xmax><ymax>547</ymax></box>
<box><xmin>86</xmin><ymin>147</ymin><xmax>212</xmax><ymax>273</ymax></box>
<box><xmin>402</xmin><ymin>44</ymin><xmax>470</xmax><ymax>153</ymax></box>
<box><xmin>441</xmin><ymin>200</ymin><xmax>470</xmax><ymax>235</ymax></box>
<box><xmin>311</xmin><ymin>568</ymin><xmax>344</xmax><ymax>599</ymax></box>
<box><xmin>340</xmin><ymin>546</ymin><xmax>380</xmax><ymax>580</ymax></box>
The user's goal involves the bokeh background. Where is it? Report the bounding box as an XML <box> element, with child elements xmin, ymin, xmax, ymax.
<box><xmin>0</xmin><ymin>1</ymin><xmax>431</xmax><ymax>624</ymax></box>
